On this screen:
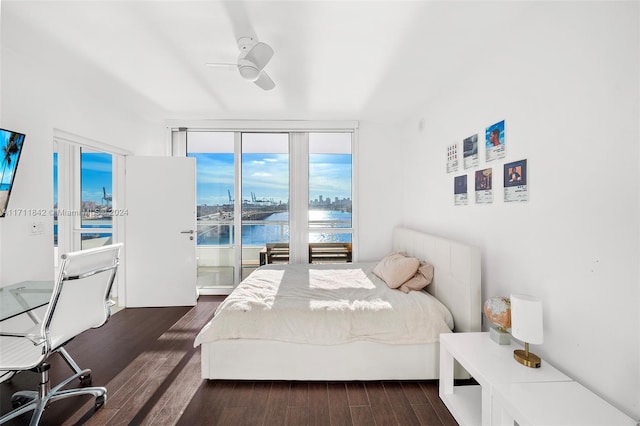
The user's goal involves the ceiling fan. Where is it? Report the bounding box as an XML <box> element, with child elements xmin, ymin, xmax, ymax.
<box><xmin>207</xmin><ymin>37</ymin><xmax>275</xmax><ymax>91</ymax></box>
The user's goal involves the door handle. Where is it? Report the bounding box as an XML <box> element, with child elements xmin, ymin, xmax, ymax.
<box><xmin>180</xmin><ymin>230</ymin><xmax>195</xmax><ymax>234</ymax></box>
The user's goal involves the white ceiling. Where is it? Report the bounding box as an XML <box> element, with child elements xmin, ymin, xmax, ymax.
<box><xmin>3</xmin><ymin>1</ymin><xmax>518</xmax><ymax>122</ymax></box>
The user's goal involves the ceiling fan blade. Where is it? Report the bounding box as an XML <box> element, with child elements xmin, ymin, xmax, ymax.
<box><xmin>244</xmin><ymin>42</ymin><xmax>273</xmax><ymax>70</ymax></box>
<box><xmin>206</xmin><ymin>62</ymin><xmax>237</xmax><ymax>69</ymax></box>
<box><xmin>254</xmin><ymin>71</ymin><xmax>275</xmax><ymax>91</ymax></box>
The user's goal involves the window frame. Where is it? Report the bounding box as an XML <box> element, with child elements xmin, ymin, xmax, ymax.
<box><xmin>173</xmin><ymin>120</ymin><xmax>359</xmax><ymax>272</ymax></box>
<box><xmin>53</xmin><ymin>129</ymin><xmax>129</xmax><ymax>303</ymax></box>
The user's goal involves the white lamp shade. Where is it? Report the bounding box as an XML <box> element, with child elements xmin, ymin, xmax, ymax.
<box><xmin>510</xmin><ymin>294</ymin><xmax>543</xmax><ymax>344</ymax></box>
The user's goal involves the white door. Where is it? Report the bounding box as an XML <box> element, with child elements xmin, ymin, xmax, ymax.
<box><xmin>125</xmin><ymin>156</ymin><xmax>197</xmax><ymax>307</ymax></box>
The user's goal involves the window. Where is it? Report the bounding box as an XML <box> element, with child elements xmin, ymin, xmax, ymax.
<box><xmin>182</xmin><ymin>125</ymin><xmax>357</xmax><ymax>293</ymax></box>
<box><xmin>189</xmin><ymin>132</ymin><xmax>235</xmax><ymax>246</ymax></box>
<box><xmin>54</xmin><ymin>146</ymin><xmax>114</xmax><ymax>251</ymax></box>
<box><xmin>53</xmin><ymin>131</ymin><xmax>127</xmax><ymax>305</ymax></box>
<box><xmin>188</xmin><ymin>132</ymin><xmax>236</xmax><ymax>288</ymax></box>
<box><xmin>308</xmin><ymin>132</ymin><xmax>352</xmax><ymax>244</ymax></box>
<box><xmin>80</xmin><ymin>149</ymin><xmax>113</xmax><ymax>249</ymax></box>
<box><xmin>241</xmin><ymin>132</ymin><xmax>290</xmax><ymax>247</ymax></box>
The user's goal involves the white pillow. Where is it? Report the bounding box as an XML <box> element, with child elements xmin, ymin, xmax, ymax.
<box><xmin>372</xmin><ymin>253</ymin><xmax>420</xmax><ymax>289</ymax></box>
<box><xmin>399</xmin><ymin>262</ymin><xmax>434</xmax><ymax>293</ymax></box>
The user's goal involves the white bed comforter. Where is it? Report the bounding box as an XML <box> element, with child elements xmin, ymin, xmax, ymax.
<box><xmin>194</xmin><ymin>262</ymin><xmax>454</xmax><ymax>347</ymax></box>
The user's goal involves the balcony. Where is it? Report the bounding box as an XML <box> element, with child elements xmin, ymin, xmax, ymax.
<box><xmin>196</xmin><ymin>218</ymin><xmax>352</xmax><ymax>291</ymax></box>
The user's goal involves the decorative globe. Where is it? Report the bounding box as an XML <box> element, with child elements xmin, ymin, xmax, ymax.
<box><xmin>483</xmin><ymin>296</ymin><xmax>511</xmax><ymax>331</ymax></box>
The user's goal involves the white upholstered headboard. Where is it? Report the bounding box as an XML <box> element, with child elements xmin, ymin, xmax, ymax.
<box><xmin>392</xmin><ymin>227</ymin><xmax>482</xmax><ymax>333</ymax></box>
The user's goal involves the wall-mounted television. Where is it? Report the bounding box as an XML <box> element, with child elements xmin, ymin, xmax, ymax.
<box><xmin>0</xmin><ymin>128</ymin><xmax>26</xmax><ymax>217</ymax></box>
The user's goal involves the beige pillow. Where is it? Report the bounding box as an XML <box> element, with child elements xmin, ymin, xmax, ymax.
<box><xmin>399</xmin><ymin>262</ymin><xmax>434</xmax><ymax>293</ymax></box>
<box><xmin>373</xmin><ymin>253</ymin><xmax>420</xmax><ymax>289</ymax></box>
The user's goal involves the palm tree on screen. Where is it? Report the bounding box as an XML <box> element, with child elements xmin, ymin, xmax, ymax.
<box><xmin>0</xmin><ymin>133</ymin><xmax>21</xmax><ymax>187</ymax></box>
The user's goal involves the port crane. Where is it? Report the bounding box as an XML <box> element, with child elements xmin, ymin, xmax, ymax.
<box><xmin>102</xmin><ymin>187</ymin><xmax>112</xmax><ymax>206</ymax></box>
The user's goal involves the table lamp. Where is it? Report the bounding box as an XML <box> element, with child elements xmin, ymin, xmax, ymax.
<box><xmin>510</xmin><ymin>293</ymin><xmax>543</xmax><ymax>368</ymax></box>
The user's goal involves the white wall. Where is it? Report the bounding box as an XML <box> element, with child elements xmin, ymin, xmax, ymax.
<box><xmin>355</xmin><ymin>121</ymin><xmax>404</xmax><ymax>261</ymax></box>
<box><xmin>399</xmin><ymin>1</ymin><xmax>639</xmax><ymax>418</ymax></box>
<box><xmin>0</xmin><ymin>8</ymin><xmax>164</xmax><ymax>285</ymax></box>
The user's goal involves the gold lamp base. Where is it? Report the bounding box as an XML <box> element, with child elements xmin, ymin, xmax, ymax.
<box><xmin>514</xmin><ymin>348</ymin><xmax>541</xmax><ymax>368</ymax></box>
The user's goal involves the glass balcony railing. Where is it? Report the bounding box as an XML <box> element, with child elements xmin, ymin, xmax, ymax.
<box><xmin>195</xmin><ymin>217</ymin><xmax>353</xmax><ymax>290</ymax></box>
<box><xmin>196</xmin><ymin>219</ymin><xmax>352</xmax><ymax>246</ymax></box>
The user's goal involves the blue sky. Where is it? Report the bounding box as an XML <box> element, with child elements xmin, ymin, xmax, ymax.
<box><xmin>190</xmin><ymin>153</ymin><xmax>352</xmax><ymax>206</ymax></box>
<box><xmin>53</xmin><ymin>153</ymin><xmax>57</xmax><ymax>204</ymax></box>
<box><xmin>54</xmin><ymin>152</ymin><xmax>112</xmax><ymax>206</ymax></box>
<box><xmin>309</xmin><ymin>153</ymin><xmax>352</xmax><ymax>202</ymax></box>
<box><xmin>81</xmin><ymin>153</ymin><xmax>112</xmax><ymax>204</ymax></box>
<box><xmin>54</xmin><ymin>151</ymin><xmax>351</xmax><ymax>207</ymax></box>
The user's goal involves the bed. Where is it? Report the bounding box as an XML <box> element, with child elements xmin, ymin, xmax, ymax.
<box><xmin>194</xmin><ymin>227</ymin><xmax>481</xmax><ymax>380</ymax></box>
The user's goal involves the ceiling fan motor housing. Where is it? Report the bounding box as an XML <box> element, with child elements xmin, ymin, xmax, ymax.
<box><xmin>238</xmin><ymin>59</ymin><xmax>260</xmax><ymax>81</ymax></box>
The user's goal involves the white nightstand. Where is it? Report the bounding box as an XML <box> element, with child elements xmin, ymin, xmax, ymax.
<box><xmin>439</xmin><ymin>332</ymin><xmax>571</xmax><ymax>426</ymax></box>
<box><xmin>492</xmin><ymin>381</ymin><xmax>636</xmax><ymax>426</ymax></box>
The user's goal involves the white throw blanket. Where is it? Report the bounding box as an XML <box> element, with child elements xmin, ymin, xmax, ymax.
<box><xmin>194</xmin><ymin>262</ymin><xmax>454</xmax><ymax>347</ymax></box>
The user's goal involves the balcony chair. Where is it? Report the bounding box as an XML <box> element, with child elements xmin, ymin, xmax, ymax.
<box><xmin>0</xmin><ymin>243</ymin><xmax>123</xmax><ymax>425</ymax></box>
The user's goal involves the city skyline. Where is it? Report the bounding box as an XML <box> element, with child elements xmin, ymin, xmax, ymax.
<box><xmin>190</xmin><ymin>152</ymin><xmax>352</xmax><ymax>206</ymax></box>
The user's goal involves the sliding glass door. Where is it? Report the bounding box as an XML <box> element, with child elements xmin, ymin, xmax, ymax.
<box><xmin>54</xmin><ymin>145</ymin><xmax>116</xmax><ymax>254</ymax></box>
<box><xmin>184</xmin><ymin>127</ymin><xmax>355</xmax><ymax>294</ymax></box>
<box><xmin>241</xmin><ymin>133</ymin><xmax>289</xmax><ymax>278</ymax></box>
<box><xmin>187</xmin><ymin>132</ymin><xmax>236</xmax><ymax>289</ymax></box>
<box><xmin>79</xmin><ymin>149</ymin><xmax>114</xmax><ymax>249</ymax></box>
<box><xmin>53</xmin><ymin>133</ymin><xmax>127</xmax><ymax>305</ymax></box>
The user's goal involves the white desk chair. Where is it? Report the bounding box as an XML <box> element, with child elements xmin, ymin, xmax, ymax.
<box><xmin>0</xmin><ymin>243</ymin><xmax>123</xmax><ymax>425</ymax></box>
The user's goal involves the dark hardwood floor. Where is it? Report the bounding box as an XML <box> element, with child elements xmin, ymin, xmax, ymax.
<box><xmin>0</xmin><ymin>296</ymin><xmax>458</xmax><ymax>425</ymax></box>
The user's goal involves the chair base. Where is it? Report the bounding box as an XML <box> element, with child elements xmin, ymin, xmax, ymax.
<box><xmin>0</xmin><ymin>365</ymin><xmax>106</xmax><ymax>426</ymax></box>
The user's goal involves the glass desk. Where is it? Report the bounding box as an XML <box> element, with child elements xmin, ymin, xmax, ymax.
<box><xmin>0</xmin><ymin>280</ymin><xmax>109</xmax><ymax>385</ymax></box>
<box><xmin>0</xmin><ymin>281</ymin><xmax>54</xmax><ymax>383</ymax></box>
<box><xmin>0</xmin><ymin>281</ymin><xmax>54</xmax><ymax>322</ymax></box>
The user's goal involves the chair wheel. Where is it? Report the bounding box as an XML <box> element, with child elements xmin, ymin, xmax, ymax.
<box><xmin>95</xmin><ymin>395</ymin><xmax>105</xmax><ymax>409</ymax></box>
<box><xmin>11</xmin><ymin>394</ymin><xmax>34</xmax><ymax>409</ymax></box>
<box><xmin>79</xmin><ymin>374</ymin><xmax>92</xmax><ymax>385</ymax></box>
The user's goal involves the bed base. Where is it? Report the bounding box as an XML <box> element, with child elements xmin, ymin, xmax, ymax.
<box><xmin>201</xmin><ymin>340</ymin><xmax>439</xmax><ymax>380</ymax></box>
